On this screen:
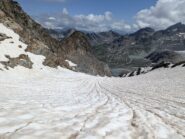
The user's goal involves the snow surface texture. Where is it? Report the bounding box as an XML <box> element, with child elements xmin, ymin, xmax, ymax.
<box><xmin>0</xmin><ymin>24</ymin><xmax>185</xmax><ymax>139</ymax></box>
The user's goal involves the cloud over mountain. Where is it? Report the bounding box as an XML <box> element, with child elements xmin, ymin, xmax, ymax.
<box><xmin>135</xmin><ymin>0</ymin><xmax>185</xmax><ymax>29</ymax></box>
<box><xmin>34</xmin><ymin>0</ymin><xmax>185</xmax><ymax>32</ymax></box>
<box><xmin>35</xmin><ymin>8</ymin><xmax>131</xmax><ymax>33</ymax></box>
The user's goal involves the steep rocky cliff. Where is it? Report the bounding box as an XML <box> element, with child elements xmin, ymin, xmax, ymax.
<box><xmin>86</xmin><ymin>30</ymin><xmax>121</xmax><ymax>46</ymax></box>
<box><xmin>0</xmin><ymin>0</ymin><xmax>111</xmax><ymax>76</ymax></box>
<box><xmin>61</xmin><ymin>31</ymin><xmax>111</xmax><ymax>75</ymax></box>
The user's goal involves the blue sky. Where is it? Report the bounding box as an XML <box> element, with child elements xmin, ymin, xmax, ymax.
<box><xmin>16</xmin><ymin>0</ymin><xmax>156</xmax><ymax>22</ymax></box>
<box><xmin>15</xmin><ymin>0</ymin><xmax>185</xmax><ymax>33</ymax></box>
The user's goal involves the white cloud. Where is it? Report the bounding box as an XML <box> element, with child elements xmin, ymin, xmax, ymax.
<box><xmin>36</xmin><ymin>8</ymin><xmax>131</xmax><ymax>33</ymax></box>
<box><xmin>111</xmin><ymin>21</ymin><xmax>131</xmax><ymax>31</ymax></box>
<box><xmin>105</xmin><ymin>11</ymin><xmax>112</xmax><ymax>21</ymax></box>
<box><xmin>135</xmin><ymin>0</ymin><xmax>185</xmax><ymax>30</ymax></box>
<box><xmin>48</xmin><ymin>17</ymin><xmax>56</xmax><ymax>20</ymax></box>
<box><xmin>44</xmin><ymin>21</ymin><xmax>55</xmax><ymax>28</ymax></box>
<box><xmin>35</xmin><ymin>0</ymin><xmax>185</xmax><ymax>33</ymax></box>
<box><xmin>62</xmin><ymin>8</ymin><xmax>68</xmax><ymax>15</ymax></box>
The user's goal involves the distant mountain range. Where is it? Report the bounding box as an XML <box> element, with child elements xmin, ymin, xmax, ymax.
<box><xmin>48</xmin><ymin>23</ymin><xmax>185</xmax><ymax>76</ymax></box>
<box><xmin>1</xmin><ymin>0</ymin><xmax>184</xmax><ymax>77</ymax></box>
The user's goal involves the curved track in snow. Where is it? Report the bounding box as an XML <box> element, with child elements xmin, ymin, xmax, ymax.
<box><xmin>0</xmin><ymin>67</ymin><xmax>185</xmax><ymax>139</ymax></box>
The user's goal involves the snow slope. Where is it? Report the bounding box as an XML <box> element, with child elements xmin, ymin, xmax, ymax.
<box><xmin>0</xmin><ymin>24</ymin><xmax>185</xmax><ymax>139</ymax></box>
<box><xmin>0</xmin><ymin>23</ymin><xmax>26</xmax><ymax>61</ymax></box>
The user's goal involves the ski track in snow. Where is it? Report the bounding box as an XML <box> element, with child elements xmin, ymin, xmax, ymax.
<box><xmin>0</xmin><ymin>24</ymin><xmax>185</xmax><ymax>139</ymax></box>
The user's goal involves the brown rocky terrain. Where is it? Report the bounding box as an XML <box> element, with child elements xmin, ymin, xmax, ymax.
<box><xmin>0</xmin><ymin>0</ymin><xmax>111</xmax><ymax>76</ymax></box>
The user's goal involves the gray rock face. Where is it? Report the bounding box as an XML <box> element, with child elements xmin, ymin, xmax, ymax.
<box><xmin>146</xmin><ymin>50</ymin><xmax>185</xmax><ymax>64</ymax></box>
<box><xmin>0</xmin><ymin>33</ymin><xmax>11</xmax><ymax>41</ymax></box>
<box><xmin>90</xmin><ymin>23</ymin><xmax>185</xmax><ymax>75</ymax></box>
<box><xmin>0</xmin><ymin>0</ymin><xmax>111</xmax><ymax>76</ymax></box>
<box><xmin>47</xmin><ymin>28</ymin><xmax>76</xmax><ymax>41</ymax></box>
<box><xmin>48</xmin><ymin>29</ymin><xmax>122</xmax><ymax>46</ymax></box>
<box><xmin>86</xmin><ymin>31</ymin><xmax>121</xmax><ymax>46</ymax></box>
<box><xmin>1</xmin><ymin>54</ymin><xmax>33</xmax><ymax>69</ymax></box>
<box><xmin>61</xmin><ymin>31</ymin><xmax>111</xmax><ymax>76</ymax></box>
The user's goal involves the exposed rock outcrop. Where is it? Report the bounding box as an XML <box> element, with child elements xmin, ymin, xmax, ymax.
<box><xmin>0</xmin><ymin>33</ymin><xmax>11</xmax><ymax>41</ymax></box>
<box><xmin>1</xmin><ymin>54</ymin><xmax>33</xmax><ymax>69</ymax></box>
<box><xmin>146</xmin><ymin>50</ymin><xmax>185</xmax><ymax>64</ymax></box>
<box><xmin>61</xmin><ymin>31</ymin><xmax>111</xmax><ymax>76</ymax></box>
<box><xmin>122</xmin><ymin>61</ymin><xmax>185</xmax><ymax>77</ymax></box>
<box><xmin>86</xmin><ymin>30</ymin><xmax>121</xmax><ymax>46</ymax></box>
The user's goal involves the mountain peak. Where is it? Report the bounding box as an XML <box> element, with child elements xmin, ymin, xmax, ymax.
<box><xmin>69</xmin><ymin>30</ymin><xmax>85</xmax><ymax>37</ymax></box>
<box><xmin>130</xmin><ymin>27</ymin><xmax>155</xmax><ymax>39</ymax></box>
<box><xmin>68</xmin><ymin>31</ymin><xmax>89</xmax><ymax>44</ymax></box>
<box><xmin>0</xmin><ymin>0</ymin><xmax>22</xmax><ymax>19</ymax></box>
<box><xmin>134</xmin><ymin>27</ymin><xmax>155</xmax><ymax>35</ymax></box>
<box><xmin>62</xmin><ymin>31</ymin><xmax>91</xmax><ymax>52</ymax></box>
<box><xmin>166</xmin><ymin>22</ymin><xmax>185</xmax><ymax>32</ymax></box>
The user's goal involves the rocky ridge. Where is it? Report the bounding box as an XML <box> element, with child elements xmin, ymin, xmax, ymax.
<box><xmin>0</xmin><ymin>0</ymin><xmax>111</xmax><ymax>76</ymax></box>
<box><xmin>49</xmin><ymin>22</ymin><xmax>185</xmax><ymax>76</ymax></box>
<box><xmin>91</xmin><ymin>23</ymin><xmax>185</xmax><ymax>75</ymax></box>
